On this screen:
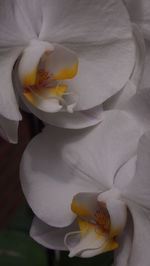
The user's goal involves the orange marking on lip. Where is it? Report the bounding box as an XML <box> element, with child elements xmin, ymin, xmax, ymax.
<box><xmin>37</xmin><ymin>68</ymin><xmax>50</xmax><ymax>85</ymax></box>
<box><xmin>94</xmin><ymin>206</ymin><xmax>111</xmax><ymax>233</ymax></box>
<box><xmin>44</xmin><ymin>50</ymin><xmax>51</xmax><ymax>56</ymax></box>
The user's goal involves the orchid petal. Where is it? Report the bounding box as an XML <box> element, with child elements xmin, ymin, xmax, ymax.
<box><xmin>115</xmin><ymin>156</ymin><xmax>137</xmax><ymax>191</ymax></box>
<box><xmin>0</xmin><ymin>0</ymin><xmax>42</xmax><ymax>46</ymax></box>
<box><xmin>98</xmin><ymin>189</ymin><xmax>127</xmax><ymax>238</ymax></box>
<box><xmin>13</xmin><ymin>0</ymin><xmax>42</xmax><ymax>40</ymax></box>
<box><xmin>106</xmin><ymin>88</ymin><xmax>150</xmax><ymax>135</ymax></box>
<box><xmin>40</xmin><ymin>0</ymin><xmax>136</xmax><ymax>110</ymax></box>
<box><xmin>20</xmin><ymin>110</ymin><xmax>142</xmax><ymax>228</ymax></box>
<box><xmin>64</xmin><ymin>39</ymin><xmax>135</xmax><ymax>111</ymax></box>
<box><xmin>18</xmin><ymin>39</ymin><xmax>54</xmax><ymax>88</ymax></box>
<box><xmin>65</xmin><ymin>222</ymin><xmax>116</xmax><ymax>258</ymax></box>
<box><xmin>104</xmin><ymin>81</ymin><xmax>137</xmax><ymax>111</ymax></box>
<box><xmin>43</xmin><ymin>44</ymin><xmax>78</xmax><ymax>80</ymax></box>
<box><xmin>125</xmin><ymin>0</ymin><xmax>150</xmax><ymax>40</ymax></box>
<box><xmin>114</xmin><ymin>214</ymin><xmax>133</xmax><ymax>266</ymax></box>
<box><xmin>0</xmin><ymin>48</ymin><xmax>22</xmax><ymax>121</ymax></box>
<box><xmin>40</xmin><ymin>0</ymin><xmax>133</xmax><ymax>43</ymax></box>
<box><xmin>20</xmin><ymin>126</ymin><xmax>99</xmax><ymax>228</ymax></box>
<box><xmin>0</xmin><ymin>47</ymin><xmax>22</xmax><ymax>142</ymax></box>
<box><xmin>0</xmin><ymin>0</ymin><xmax>27</xmax><ymax>46</ymax></box>
<box><xmin>123</xmin><ymin>91</ymin><xmax>150</xmax><ymax>133</ymax></box>
<box><xmin>104</xmin><ymin>24</ymin><xmax>145</xmax><ymax>110</ymax></box>
<box><xmin>131</xmin><ymin>24</ymin><xmax>145</xmax><ymax>89</ymax></box>
<box><xmin>30</xmin><ymin>216</ymin><xmax>77</xmax><ymax>250</ymax></box>
<box><xmin>124</xmin><ymin>132</ymin><xmax>150</xmax><ymax>209</ymax></box>
<box><xmin>56</xmin><ymin>110</ymin><xmax>143</xmax><ymax>189</ymax></box>
<box><xmin>141</xmin><ymin>41</ymin><xmax>150</xmax><ymax>89</ymax></box>
<box><xmin>125</xmin><ymin>202</ymin><xmax>150</xmax><ymax>266</ymax></box>
<box><xmin>71</xmin><ymin>192</ymin><xmax>100</xmax><ymax>217</ymax></box>
<box><xmin>23</xmin><ymin>92</ymin><xmax>63</xmax><ymax>113</ymax></box>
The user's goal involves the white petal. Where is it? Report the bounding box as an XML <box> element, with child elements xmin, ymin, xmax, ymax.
<box><xmin>56</xmin><ymin>110</ymin><xmax>143</xmax><ymax>189</ymax></box>
<box><xmin>39</xmin><ymin>0</ymin><xmax>136</xmax><ymax>110</ymax></box>
<box><xmin>44</xmin><ymin>44</ymin><xmax>78</xmax><ymax>80</ymax></box>
<box><xmin>30</xmin><ymin>216</ymin><xmax>77</xmax><ymax>250</ymax></box>
<box><xmin>0</xmin><ymin>0</ymin><xmax>42</xmax><ymax>46</ymax></box>
<box><xmin>98</xmin><ymin>189</ymin><xmax>127</xmax><ymax>237</ymax></box>
<box><xmin>124</xmin><ymin>91</ymin><xmax>150</xmax><ymax>133</ymax></box>
<box><xmin>0</xmin><ymin>47</ymin><xmax>22</xmax><ymax>142</ymax></box>
<box><xmin>104</xmin><ymin>81</ymin><xmax>137</xmax><ymax>111</ymax></box>
<box><xmin>125</xmin><ymin>201</ymin><xmax>150</xmax><ymax>266</ymax></box>
<box><xmin>105</xmin><ymin>199</ymin><xmax>127</xmax><ymax>236</ymax></box>
<box><xmin>106</xmin><ymin>89</ymin><xmax>150</xmax><ymax>134</ymax></box>
<box><xmin>36</xmin><ymin>104</ymin><xmax>103</xmax><ymax>129</ymax></box>
<box><xmin>125</xmin><ymin>0</ymin><xmax>150</xmax><ymax>40</ymax></box>
<box><xmin>13</xmin><ymin>0</ymin><xmax>43</xmax><ymax>40</ymax></box>
<box><xmin>131</xmin><ymin>24</ymin><xmax>145</xmax><ymax>89</ymax></box>
<box><xmin>141</xmin><ymin>40</ymin><xmax>150</xmax><ymax>89</ymax></box>
<box><xmin>20</xmin><ymin>126</ymin><xmax>99</xmax><ymax>228</ymax></box>
<box><xmin>0</xmin><ymin>48</ymin><xmax>22</xmax><ymax>121</ymax></box>
<box><xmin>30</xmin><ymin>97</ymin><xmax>62</xmax><ymax>113</ymax></box>
<box><xmin>71</xmin><ymin>192</ymin><xmax>100</xmax><ymax>216</ymax></box>
<box><xmin>115</xmin><ymin>156</ymin><xmax>137</xmax><ymax>190</ymax></box>
<box><xmin>124</xmin><ymin>132</ymin><xmax>150</xmax><ymax>209</ymax></box>
<box><xmin>65</xmin><ymin>40</ymin><xmax>135</xmax><ymax>111</ymax></box>
<box><xmin>18</xmin><ymin>39</ymin><xmax>54</xmax><ymax>87</ymax></box>
<box><xmin>104</xmin><ymin>24</ymin><xmax>145</xmax><ymax>110</ymax></box>
<box><xmin>0</xmin><ymin>46</ymin><xmax>22</xmax><ymax>142</ymax></box>
<box><xmin>114</xmin><ymin>214</ymin><xmax>133</xmax><ymax>266</ymax></box>
<box><xmin>20</xmin><ymin>110</ymin><xmax>142</xmax><ymax>227</ymax></box>
<box><xmin>65</xmin><ymin>228</ymin><xmax>109</xmax><ymax>258</ymax></box>
<box><xmin>40</xmin><ymin>0</ymin><xmax>133</xmax><ymax>43</ymax></box>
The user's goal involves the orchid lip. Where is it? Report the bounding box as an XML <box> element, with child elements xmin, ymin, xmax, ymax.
<box><xmin>64</xmin><ymin>190</ymin><xmax>127</xmax><ymax>257</ymax></box>
<box><xmin>17</xmin><ymin>40</ymin><xmax>79</xmax><ymax>113</ymax></box>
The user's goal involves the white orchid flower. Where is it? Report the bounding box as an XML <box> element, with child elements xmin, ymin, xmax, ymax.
<box><xmin>0</xmin><ymin>0</ymin><xmax>143</xmax><ymax>143</ymax></box>
<box><xmin>20</xmin><ymin>95</ymin><xmax>150</xmax><ymax>264</ymax></box>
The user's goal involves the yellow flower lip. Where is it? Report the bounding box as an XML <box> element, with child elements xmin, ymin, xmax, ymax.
<box><xmin>22</xmin><ymin>55</ymin><xmax>78</xmax><ymax>88</ymax></box>
<box><xmin>52</xmin><ymin>57</ymin><xmax>78</xmax><ymax>80</ymax></box>
<box><xmin>71</xmin><ymin>197</ymin><xmax>111</xmax><ymax>235</ymax></box>
<box><xmin>18</xmin><ymin>41</ymin><xmax>79</xmax><ymax>112</ymax></box>
<box><xmin>66</xmin><ymin>192</ymin><xmax>127</xmax><ymax>258</ymax></box>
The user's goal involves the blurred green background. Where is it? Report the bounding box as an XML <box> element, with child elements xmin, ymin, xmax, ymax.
<box><xmin>0</xmin><ymin>202</ymin><xmax>114</xmax><ymax>266</ymax></box>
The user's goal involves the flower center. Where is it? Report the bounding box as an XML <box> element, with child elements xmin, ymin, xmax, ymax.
<box><xmin>23</xmin><ymin>65</ymin><xmax>68</xmax><ymax>106</ymax></box>
<box><xmin>64</xmin><ymin>191</ymin><xmax>127</xmax><ymax>258</ymax></box>
<box><xmin>18</xmin><ymin>40</ymin><xmax>79</xmax><ymax>113</ymax></box>
<box><xmin>94</xmin><ymin>202</ymin><xmax>111</xmax><ymax>233</ymax></box>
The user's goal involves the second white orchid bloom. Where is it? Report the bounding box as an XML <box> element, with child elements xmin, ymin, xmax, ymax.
<box><xmin>20</xmin><ymin>98</ymin><xmax>150</xmax><ymax>264</ymax></box>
